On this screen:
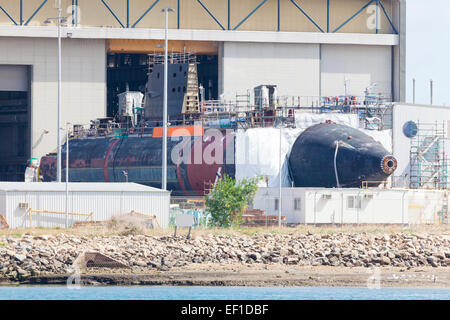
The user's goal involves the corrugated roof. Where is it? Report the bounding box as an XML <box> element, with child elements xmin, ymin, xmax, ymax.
<box><xmin>0</xmin><ymin>182</ymin><xmax>170</xmax><ymax>193</ymax></box>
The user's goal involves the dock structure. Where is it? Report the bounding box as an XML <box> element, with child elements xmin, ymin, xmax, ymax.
<box><xmin>0</xmin><ymin>0</ymin><xmax>405</xmax><ymax>183</ymax></box>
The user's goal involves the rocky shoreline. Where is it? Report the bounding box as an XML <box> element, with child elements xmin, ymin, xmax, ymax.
<box><xmin>0</xmin><ymin>232</ymin><xmax>449</xmax><ymax>284</ymax></box>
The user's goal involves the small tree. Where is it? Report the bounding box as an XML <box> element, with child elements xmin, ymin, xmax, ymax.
<box><xmin>205</xmin><ymin>175</ymin><xmax>261</xmax><ymax>228</ymax></box>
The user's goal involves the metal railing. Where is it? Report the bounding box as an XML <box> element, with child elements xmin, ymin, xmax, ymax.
<box><xmin>128</xmin><ymin>210</ymin><xmax>161</xmax><ymax>228</ymax></box>
<box><xmin>27</xmin><ymin>208</ymin><xmax>93</xmax><ymax>228</ymax></box>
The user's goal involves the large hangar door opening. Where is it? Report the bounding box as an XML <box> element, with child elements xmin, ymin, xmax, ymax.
<box><xmin>197</xmin><ymin>55</ymin><xmax>218</xmax><ymax>101</ymax></box>
<box><xmin>107</xmin><ymin>54</ymin><xmax>148</xmax><ymax>117</ymax></box>
<box><xmin>106</xmin><ymin>40</ymin><xmax>218</xmax><ymax>118</ymax></box>
<box><xmin>0</xmin><ymin>65</ymin><xmax>30</xmax><ymax>181</ymax></box>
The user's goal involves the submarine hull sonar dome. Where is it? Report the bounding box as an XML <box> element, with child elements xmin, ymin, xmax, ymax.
<box><xmin>39</xmin><ymin>133</ymin><xmax>235</xmax><ymax>196</ymax></box>
<box><xmin>288</xmin><ymin>123</ymin><xmax>397</xmax><ymax>188</ymax></box>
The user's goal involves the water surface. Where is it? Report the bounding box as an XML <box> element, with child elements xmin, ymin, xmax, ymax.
<box><xmin>0</xmin><ymin>286</ymin><xmax>448</xmax><ymax>300</ymax></box>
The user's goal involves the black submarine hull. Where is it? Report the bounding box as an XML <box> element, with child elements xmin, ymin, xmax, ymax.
<box><xmin>39</xmin><ymin>132</ymin><xmax>235</xmax><ymax>197</ymax></box>
<box><xmin>288</xmin><ymin>123</ymin><xmax>397</xmax><ymax>188</ymax></box>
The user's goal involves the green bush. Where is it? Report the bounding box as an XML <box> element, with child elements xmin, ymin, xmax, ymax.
<box><xmin>205</xmin><ymin>175</ymin><xmax>261</xmax><ymax>228</ymax></box>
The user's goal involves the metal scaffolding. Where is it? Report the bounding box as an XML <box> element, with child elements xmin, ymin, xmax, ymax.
<box><xmin>409</xmin><ymin>121</ymin><xmax>448</xmax><ymax>190</ymax></box>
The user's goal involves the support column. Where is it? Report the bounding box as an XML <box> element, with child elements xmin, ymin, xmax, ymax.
<box><xmin>393</xmin><ymin>0</ymin><xmax>406</xmax><ymax>102</ymax></box>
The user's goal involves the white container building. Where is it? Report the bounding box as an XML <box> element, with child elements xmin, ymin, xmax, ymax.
<box><xmin>253</xmin><ymin>187</ymin><xmax>447</xmax><ymax>225</ymax></box>
<box><xmin>0</xmin><ymin>182</ymin><xmax>170</xmax><ymax>229</ymax></box>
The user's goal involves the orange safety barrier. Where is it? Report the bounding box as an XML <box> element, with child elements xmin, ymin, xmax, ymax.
<box><xmin>153</xmin><ymin>126</ymin><xmax>204</xmax><ymax>137</ymax></box>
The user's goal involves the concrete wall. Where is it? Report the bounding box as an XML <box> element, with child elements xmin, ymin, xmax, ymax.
<box><xmin>320</xmin><ymin>44</ymin><xmax>392</xmax><ymax>98</ymax></box>
<box><xmin>221</xmin><ymin>42</ymin><xmax>320</xmax><ymax>101</ymax></box>
<box><xmin>0</xmin><ymin>37</ymin><xmax>106</xmax><ymax>159</ymax></box>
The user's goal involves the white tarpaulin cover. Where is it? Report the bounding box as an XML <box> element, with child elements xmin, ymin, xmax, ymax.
<box><xmin>118</xmin><ymin>91</ymin><xmax>144</xmax><ymax>126</ymax></box>
<box><xmin>294</xmin><ymin>111</ymin><xmax>359</xmax><ymax>129</ymax></box>
<box><xmin>235</xmin><ymin>128</ymin><xmax>302</xmax><ymax>188</ymax></box>
<box><xmin>362</xmin><ymin>129</ymin><xmax>392</xmax><ymax>154</ymax></box>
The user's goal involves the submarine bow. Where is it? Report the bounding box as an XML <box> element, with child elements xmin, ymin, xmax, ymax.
<box><xmin>288</xmin><ymin>123</ymin><xmax>397</xmax><ymax>188</ymax></box>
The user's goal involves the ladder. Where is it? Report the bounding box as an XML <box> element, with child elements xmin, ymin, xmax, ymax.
<box><xmin>181</xmin><ymin>63</ymin><xmax>200</xmax><ymax>115</ymax></box>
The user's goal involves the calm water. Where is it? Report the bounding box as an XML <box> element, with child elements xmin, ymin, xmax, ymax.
<box><xmin>0</xmin><ymin>286</ymin><xmax>448</xmax><ymax>300</ymax></box>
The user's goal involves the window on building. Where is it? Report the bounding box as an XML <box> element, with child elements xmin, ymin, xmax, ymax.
<box><xmin>347</xmin><ymin>196</ymin><xmax>362</xmax><ymax>209</ymax></box>
<box><xmin>274</xmin><ymin>198</ymin><xmax>279</xmax><ymax>211</ymax></box>
<box><xmin>294</xmin><ymin>198</ymin><xmax>301</xmax><ymax>211</ymax></box>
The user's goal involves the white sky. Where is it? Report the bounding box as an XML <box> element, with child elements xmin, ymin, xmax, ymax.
<box><xmin>406</xmin><ymin>0</ymin><xmax>450</xmax><ymax>105</ymax></box>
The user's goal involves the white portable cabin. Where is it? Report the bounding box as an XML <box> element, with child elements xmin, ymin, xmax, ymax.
<box><xmin>253</xmin><ymin>187</ymin><xmax>446</xmax><ymax>225</ymax></box>
<box><xmin>0</xmin><ymin>182</ymin><xmax>170</xmax><ymax>229</ymax></box>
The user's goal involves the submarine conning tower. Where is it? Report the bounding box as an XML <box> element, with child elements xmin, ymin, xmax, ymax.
<box><xmin>288</xmin><ymin>122</ymin><xmax>397</xmax><ymax>188</ymax></box>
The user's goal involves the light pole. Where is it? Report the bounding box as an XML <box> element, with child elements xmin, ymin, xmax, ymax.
<box><xmin>161</xmin><ymin>8</ymin><xmax>174</xmax><ymax>191</ymax></box>
<box><xmin>45</xmin><ymin>0</ymin><xmax>66</xmax><ymax>183</ymax></box>
<box><xmin>64</xmin><ymin>122</ymin><xmax>71</xmax><ymax>228</ymax></box>
<box><xmin>430</xmin><ymin>79</ymin><xmax>434</xmax><ymax>105</ymax></box>
<box><xmin>278</xmin><ymin>119</ymin><xmax>283</xmax><ymax>228</ymax></box>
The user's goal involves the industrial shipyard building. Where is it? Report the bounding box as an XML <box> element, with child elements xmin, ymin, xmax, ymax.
<box><xmin>0</xmin><ymin>0</ymin><xmax>405</xmax><ymax>180</ymax></box>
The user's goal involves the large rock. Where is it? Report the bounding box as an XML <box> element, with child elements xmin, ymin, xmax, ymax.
<box><xmin>14</xmin><ymin>254</ymin><xmax>26</xmax><ymax>263</ymax></box>
<box><xmin>380</xmin><ymin>256</ymin><xmax>391</xmax><ymax>265</ymax></box>
<box><xmin>427</xmin><ymin>256</ymin><xmax>439</xmax><ymax>268</ymax></box>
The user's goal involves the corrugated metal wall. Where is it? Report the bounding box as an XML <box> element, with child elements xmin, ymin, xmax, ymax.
<box><xmin>3</xmin><ymin>190</ymin><xmax>170</xmax><ymax>229</ymax></box>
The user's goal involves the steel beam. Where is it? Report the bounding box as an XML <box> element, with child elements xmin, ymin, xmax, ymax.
<box><xmin>72</xmin><ymin>0</ymin><xmax>75</xmax><ymax>25</ymax></box>
<box><xmin>376</xmin><ymin>0</ymin><xmax>379</xmax><ymax>34</ymax></box>
<box><xmin>333</xmin><ymin>0</ymin><xmax>375</xmax><ymax>33</ymax></box>
<box><xmin>20</xmin><ymin>0</ymin><xmax>23</xmax><ymax>25</ymax></box>
<box><xmin>228</xmin><ymin>0</ymin><xmax>230</xmax><ymax>30</ymax></box>
<box><xmin>379</xmin><ymin>0</ymin><xmax>398</xmax><ymax>34</ymax></box>
<box><xmin>277</xmin><ymin>0</ymin><xmax>280</xmax><ymax>31</ymax></box>
<box><xmin>177</xmin><ymin>0</ymin><xmax>180</xmax><ymax>29</ymax></box>
<box><xmin>197</xmin><ymin>0</ymin><xmax>225</xmax><ymax>31</ymax></box>
<box><xmin>24</xmin><ymin>0</ymin><xmax>48</xmax><ymax>26</ymax></box>
<box><xmin>327</xmin><ymin>0</ymin><xmax>330</xmax><ymax>32</ymax></box>
<box><xmin>290</xmin><ymin>0</ymin><xmax>324</xmax><ymax>33</ymax></box>
<box><xmin>127</xmin><ymin>0</ymin><xmax>129</xmax><ymax>28</ymax></box>
<box><xmin>132</xmin><ymin>0</ymin><xmax>160</xmax><ymax>28</ymax></box>
<box><xmin>101</xmin><ymin>0</ymin><xmax>125</xmax><ymax>28</ymax></box>
<box><xmin>0</xmin><ymin>6</ymin><xmax>18</xmax><ymax>25</ymax></box>
<box><xmin>75</xmin><ymin>0</ymin><xmax>79</xmax><ymax>26</ymax></box>
<box><xmin>233</xmin><ymin>0</ymin><xmax>268</xmax><ymax>31</ymax></box>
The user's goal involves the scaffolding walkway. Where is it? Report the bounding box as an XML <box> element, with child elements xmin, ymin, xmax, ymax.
<box><xmin>409</xmin><ymin>121</ymin><xmax>448</xmax><ymax>189</ymax></box>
